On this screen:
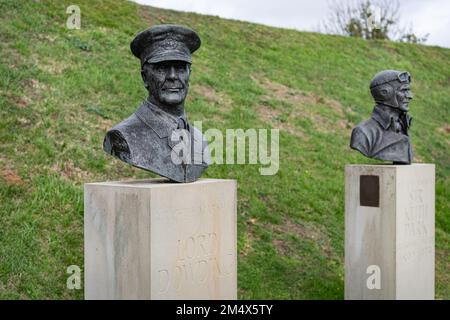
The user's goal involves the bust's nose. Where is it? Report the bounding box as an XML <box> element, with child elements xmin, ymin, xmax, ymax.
<box><xmin>406</xmin><ymin>90</ymin><xmax>413</xmax><ymax>100</ymax></box>
<box><xmin>167</xmin><ymin>66</ymin><xmax>177</xmax><ymax>79</ymax></box>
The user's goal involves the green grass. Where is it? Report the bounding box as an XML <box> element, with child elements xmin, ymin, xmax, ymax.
<box><xmin>0</xmin><ymin>0</ymin><xmax>449</xmax><ymax>299</ymax></box>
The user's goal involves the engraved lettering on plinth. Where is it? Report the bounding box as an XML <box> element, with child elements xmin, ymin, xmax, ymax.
<box><xmin>85</xmin><ymin>179</ymin><xmax>237</xmax><ymax>300</ymax></box>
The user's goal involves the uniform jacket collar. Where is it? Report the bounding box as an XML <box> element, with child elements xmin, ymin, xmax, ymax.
<box><xmin>371</xmin><ymin>104</ymin><xmax>412</xmax><ymax>131</ymax></box>
<box><xmin>135</xmin><ymin>100</ymin><xmax>186</xmax><ymax>139</ymax></box>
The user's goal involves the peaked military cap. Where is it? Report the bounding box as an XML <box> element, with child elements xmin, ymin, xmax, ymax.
<box><xmin>130</xmin><ymin>24</ymin><xmax>201</xmax><ymax>65</ymax></box>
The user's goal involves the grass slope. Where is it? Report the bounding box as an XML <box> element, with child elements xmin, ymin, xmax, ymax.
<box><xmin>0</xmin><ymin>0</ymin><xmax>449</xmax><ymax>299</ymax></box>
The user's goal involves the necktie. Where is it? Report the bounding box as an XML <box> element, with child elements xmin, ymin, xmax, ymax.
<box><xmin>177</xmin><ymin>117</ymin><xmax>187</xmax><ymax>130</ymax></box>
<box><xmin>399</xmin><ymin>113</ymin><xmax>412</xmax><ymax>132</ymax></box>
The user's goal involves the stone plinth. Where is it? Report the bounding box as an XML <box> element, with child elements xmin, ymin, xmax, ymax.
<box><xmin>345</xmin><ymin>164</ymin><xmax>435</xmax><ymax>300</ymax></box>
<box><xmin>84</xmin><ymin>178</ymin><xmax>237</xmax><ymax>300</ymax></box>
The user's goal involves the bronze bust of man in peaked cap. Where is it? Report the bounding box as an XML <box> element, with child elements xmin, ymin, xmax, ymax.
<box><xmin>350</xmin><ymin>70</ymin><xmax>414</xmax><ymax>164</ymax></box>
<box><xmin>103</xmin><ymin>25</ymin><xmax>210</xmax><ymax>182</ymax></box>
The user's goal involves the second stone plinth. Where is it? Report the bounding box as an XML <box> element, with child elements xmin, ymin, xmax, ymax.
<box><xmin>345</xmin><ymin>164</ymin><xmax>435</xmax><ymax>300</ymax></box>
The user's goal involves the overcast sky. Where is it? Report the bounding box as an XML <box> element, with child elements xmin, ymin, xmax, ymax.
<box><xmin>132</xmin><ymin>0</ymin><xmax>450</xmax><ymax>48</ymax></box>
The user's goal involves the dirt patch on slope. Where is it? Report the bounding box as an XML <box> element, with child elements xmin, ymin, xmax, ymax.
<box><xmin>1</xmin><ymin>169</ymin><xmax>25</xmax><ymax>186</ymax></box>
<box><xmin>50</xmin><ymin>160</ymin><xmax>92</xmax><ymax>182</ymax></box>
<box><xmin>272</xmin><ymin>217</ymin><xmax>334</xmax><ymax>258</ymax></box>
<box><xmin>251</xmin><ymin>74</ymin><xmax>352</xmax><ymax>136</ymax></box>
<box><xmin>191</xmin><ymin>84</ymin><xmax>233</xmax><ymax>109</ymax></box>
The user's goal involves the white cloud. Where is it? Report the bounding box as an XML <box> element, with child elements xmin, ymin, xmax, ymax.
<box><xmin>132</xmin><ymin>0</ymin><xmax>450</xmax><ymax>48</ymax></box>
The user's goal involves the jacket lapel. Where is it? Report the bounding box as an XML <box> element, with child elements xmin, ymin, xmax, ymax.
<box><xmin>135</xmin><ymin>101</ymin><xmax>178</xmax><ymax>139</ymax></box>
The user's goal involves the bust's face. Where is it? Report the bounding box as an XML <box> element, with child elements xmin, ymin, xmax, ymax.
<box><xmin>372</xmin><ymin>80</ymin><xmax>413</xmax><ymax>112</ymax></box>
<box><xmin>395</xmin><ymin>83</ymin><xmax>413</xmax><ymax>112</ymax></box>
<box><xmin>142</xmin><ymin>60</ymin><xmax>190</xmax><ymax>107</ymax></box>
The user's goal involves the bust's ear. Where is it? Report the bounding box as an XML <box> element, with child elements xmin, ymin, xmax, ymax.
<box><xmin>380</xmin><ymin>88</ymin><xmax>388</xmax><ymax>97</ymax></box>
<box><xmin>141</xmin><ymin>69</ymin><xmax>148</xmax><ymax>89</ymax></box>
